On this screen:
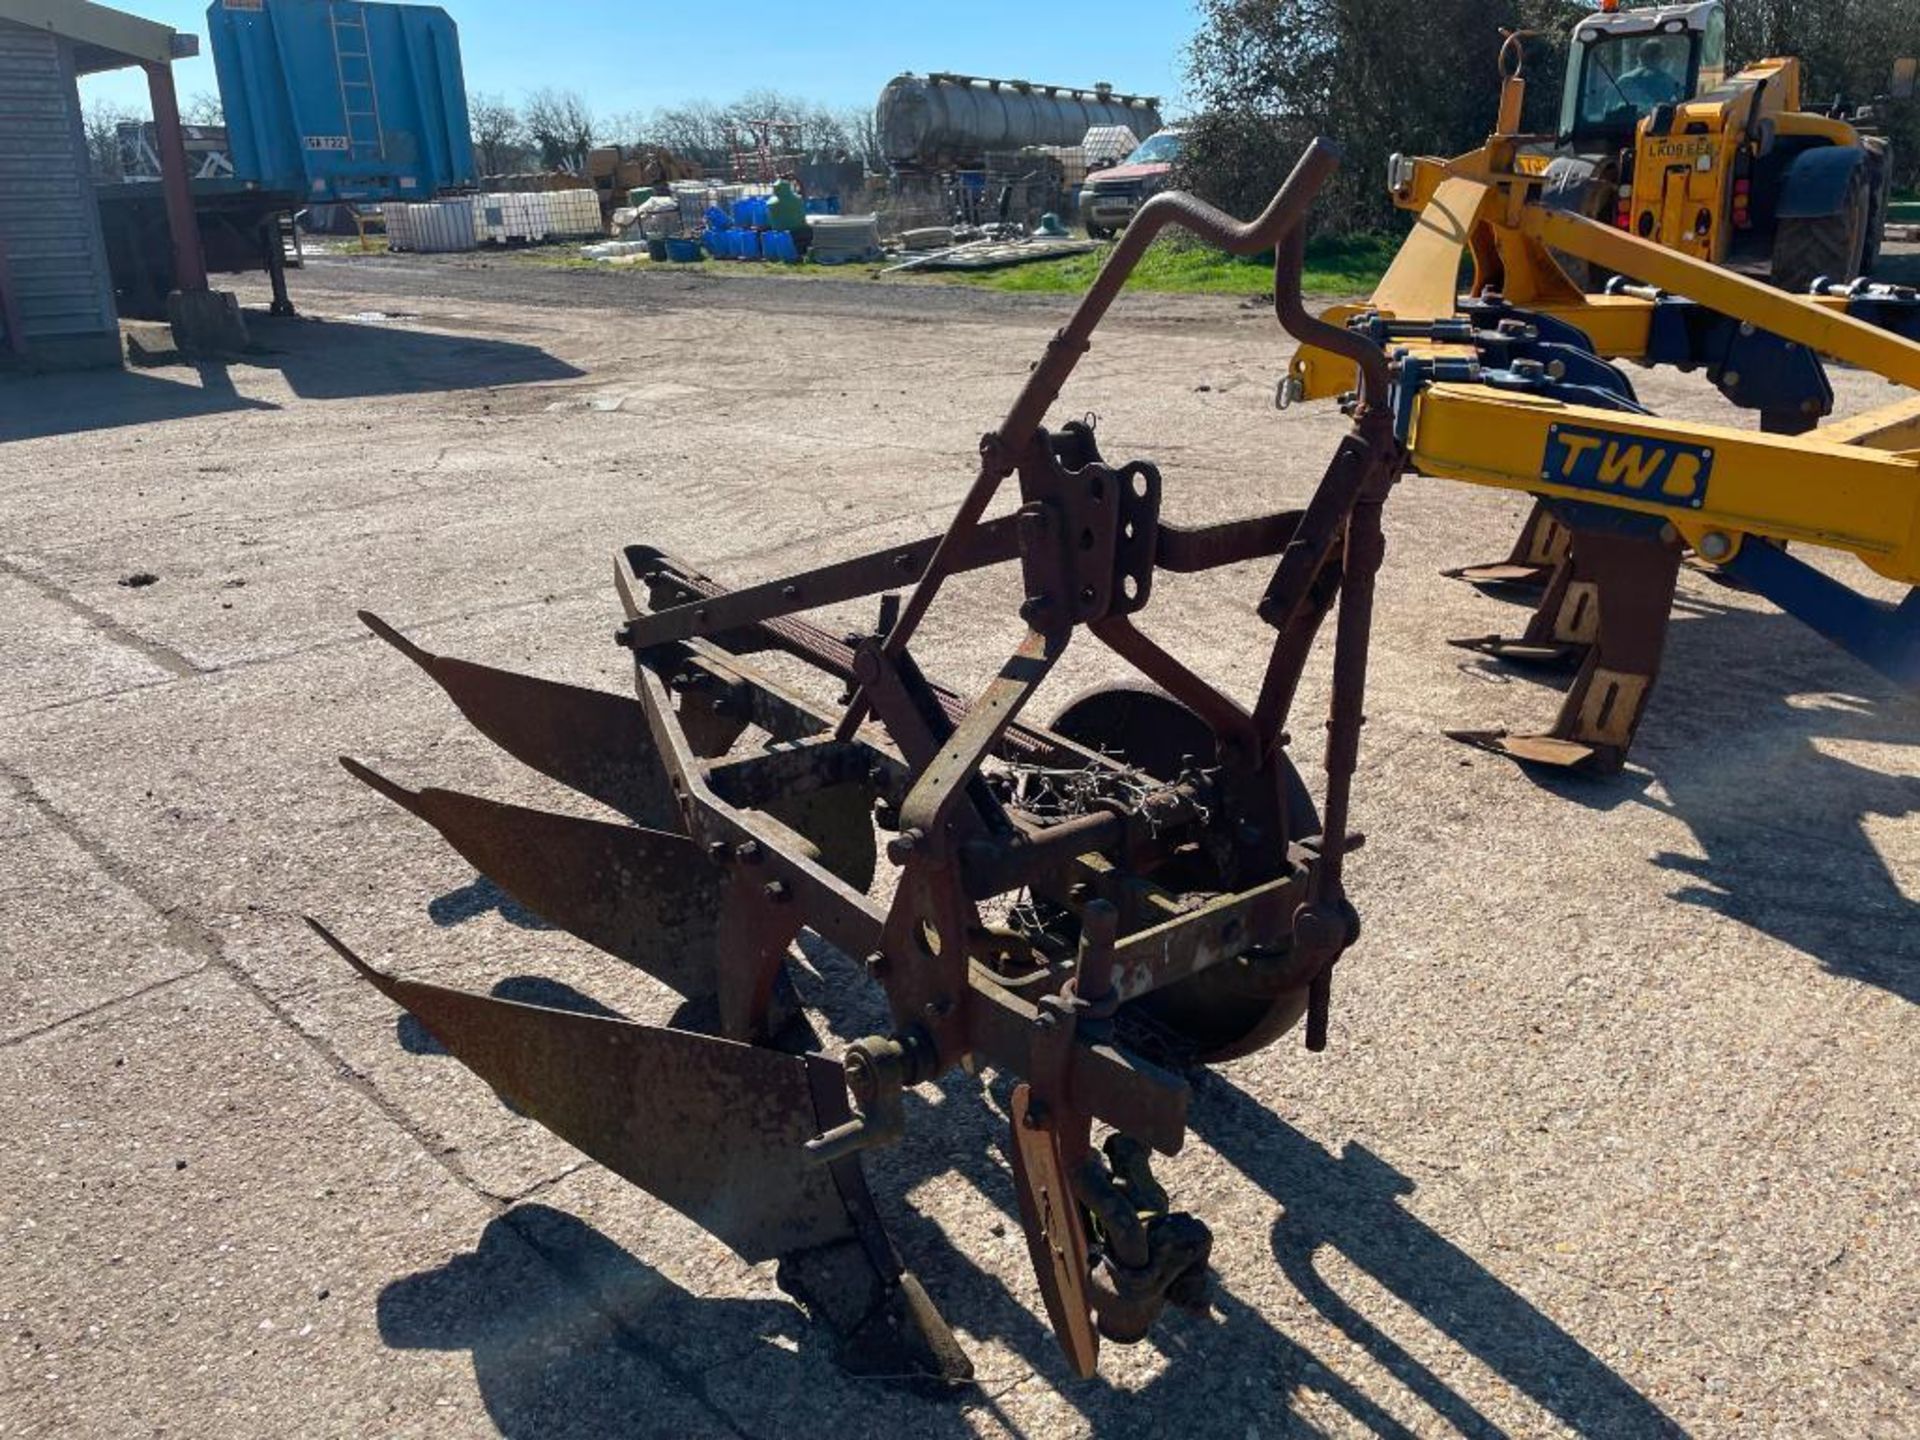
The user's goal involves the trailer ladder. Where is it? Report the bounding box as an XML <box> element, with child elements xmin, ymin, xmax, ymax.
<box><xmin>329</xmin><ymin>2</ymin><xmax>385</xmax><ymax>161</ymax></box>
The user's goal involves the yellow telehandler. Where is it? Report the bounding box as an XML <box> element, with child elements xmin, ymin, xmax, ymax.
<box><xmin>1391</xmin><ymin>2</ymin><xmax>1894</xmax><ymax>291</ymax></box>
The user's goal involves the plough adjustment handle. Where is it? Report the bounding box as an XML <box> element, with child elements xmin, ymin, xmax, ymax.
<box><xmin>803</xmin><ymin>1030</ymin><xmax>935</xmax><ymax>1166</ymax></box>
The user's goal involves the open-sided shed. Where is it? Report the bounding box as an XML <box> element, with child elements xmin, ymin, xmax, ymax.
<box><xmin>0</xmin><ymin>0</ymin><xmax>213</xmax><ymax>367</ymax></box>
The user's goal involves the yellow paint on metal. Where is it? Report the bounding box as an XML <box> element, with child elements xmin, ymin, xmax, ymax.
<box><xmin>1819</xmin><ymin>396</ymin><xmax>1920</xmax><ymax>452</ymax></box>
<box><xmin>1409</xmin><ymin>384</ymin><xmax>1920</xmax><ymax>583</ymax></box>
<box><xmin>1522</xmin><ymin>208</ymin><xmax>1920</xmax><ymax>388</ymax></box>
<box><xmin>1774</xmin><ymin>111</ymin><xmax>1858</xmax><ymax>146</ymax></box>
<box><xmin>1370</xmin><ymin>177</ymin><xmax>1494</xmax><ymax>321</ymax></box>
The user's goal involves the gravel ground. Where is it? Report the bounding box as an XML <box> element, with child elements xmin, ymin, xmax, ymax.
<box><xmin>1</xmin><ymin>255</ymin><xmax>1915</xmax><ymax>1440</ymax></box>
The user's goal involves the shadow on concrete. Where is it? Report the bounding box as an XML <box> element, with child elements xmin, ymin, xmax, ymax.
<box><xmin>1474</xmin><ymin>597</ymin><xmax>1920</xmax><ymax>1003</ymax></box>
<box><xmin>1871</xmin><ymin>246</ymin><xmax>1920</xmax><ymax>288</ymax></box>
<box><xmin>1189</xmin><ymin>1073</ymin><xmax>1688</xmax><ymax>1439</ymax></box>
<box><xmin>0</xmin><ymin>364</ymin><xmax>279</xmax><ymax>442</ymax></box>
<box><xmin>231</xmin><ymin>311</ymin><xmax>582</xmax><ymax>401</ymax></box>
<box><xmin>378</xmin><ymin>1204</ymin><xmax>829</xmax><ymax>1440</ymax></box>
<box><xmin>428</xmin><ymin>873</ymin><xmax>553</xmax><ymax>931</ymax></box>
<box><xmin>0</xmin><ymin>311</ymin><xmax>580</xmax><ymax>442</ymax></box>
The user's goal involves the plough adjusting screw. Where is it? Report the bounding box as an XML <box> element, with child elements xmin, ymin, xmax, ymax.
<box><xmin>804</xmin><ymin>1031</ymin><xmax>933</xmax><ymax>1165</ymax></box>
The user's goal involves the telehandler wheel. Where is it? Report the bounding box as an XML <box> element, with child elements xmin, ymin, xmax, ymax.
<box><xmin>1773</xmin><ymin>163</ymin><xmax>1871</xmax><ymax>293</ymax></box>
<box><xmin>1861</xmin><ymin>140</ymin><xmax>1891</xmax><ymax>277</ymax></box>
<box><xmin>1048</xmin><ymin>683</ymin><xmax>1320</xmax><ymax>1064</ymax></box>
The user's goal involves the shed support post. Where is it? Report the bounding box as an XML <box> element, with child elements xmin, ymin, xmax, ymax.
<box><xmin>146</xmin><ymin>61</ymin><xmax>248</xmax><ymax>354</ymax></box>
<box><xmin>144</xmin><ymin>61</ymin><xmax>207</xmax><ymax>292</ymax></box>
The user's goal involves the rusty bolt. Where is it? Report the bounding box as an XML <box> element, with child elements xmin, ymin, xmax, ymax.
<box><xmin>893</xmin><ymin>551</ymin><xmax>917</xmax><ymax>572</ymax></box>
<box><xmin>763</xmin><ymin>880</ymin><xmax>791</xmax><ymax>904</ymax></box>
<box><xmin>782</xmin><ymin>584</ymin><xmax>800</xmax><ymax>600</ymax></box>
<box><xmin>706</xmin><ymin>841</ymin><xmax>730</xmax><ymax>864</ymax></box>
<box><xmin>924</xmin><ymin>996</ymin><xmax>953</xmax><ymax>1019</ymax></box>
<box><xmin>864</xmin><ymin>952</ymin><xmax>888</xmax><ymax>980</ymax></box>
<box><xmin>735</xmin><ymin>839</ymin><xmax>763</xmax><ymax>863</ymax></box>
<box><xmin>1018</xmin><ymin>594</ymin><xmax>1052</xmax><ymax>623</ymax></box>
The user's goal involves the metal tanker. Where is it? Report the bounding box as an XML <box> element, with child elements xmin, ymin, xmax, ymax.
<box><xmin>877</xmin><ymin>72</ymin><xmax>1162</xmax><ymax>171</ymax></box>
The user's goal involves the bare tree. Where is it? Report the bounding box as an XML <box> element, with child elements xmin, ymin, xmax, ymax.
<box><xmin>598</xmin><ymin>108</ymin><xmax>650</xmax><ymax>149</ymax></box>
<box><xmin>468</xmin><ymin>90</ymin><xmax>523</xmax><ymax>175</ymax></box>
<box><xmin>522</xmin><ymin>87</ymin><xmax>596</xmax><ymax>171</ymax></box>
<box><xmin>648</xmin><ymin>100</ymin><xmax>730</xmax><ymax>167</ymax></box>
<box><xmin>183</xmin><ymin>91</ymin><xmax>224</xmax><ymax>126</ymax></box>
<box><xmin>839</xmin><ymin>105</ymin><xmax>881</xmax><ymax>171</ymax></box>
<box><xmin>80</xmin><ymin>97</ymin><xmax>138</xmax><ymax>181</ymax></box>
<box><xmin>728</xmin><ymin>88</ymin><xmax>851</xmax><ymax>157</ymax></box>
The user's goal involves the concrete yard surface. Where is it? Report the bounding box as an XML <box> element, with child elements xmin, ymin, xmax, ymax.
<box><xmin>2</xmin><ymin>259</ymin><xmax>1916</xmax><ymax>1439</ymax></box>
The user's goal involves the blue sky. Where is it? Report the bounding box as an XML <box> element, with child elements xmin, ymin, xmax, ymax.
<box><xmin>80</xmin><ymin>0</ymin><xmax>1202</xmax><ymax>122</ymax></box>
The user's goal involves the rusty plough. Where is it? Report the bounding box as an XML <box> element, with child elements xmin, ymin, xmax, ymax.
<box><xmin>312</xmin><ymin>140</ymin><xmax>1406</xmax><ymax>1380</ymax></box>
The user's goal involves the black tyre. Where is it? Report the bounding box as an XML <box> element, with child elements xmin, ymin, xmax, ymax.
<box><xmin>1861</xmin><ymin>139</ymin><xmax>1891</xmax><ymax>277</ymax></box>
<box><xmin>1772</xmin><ymin>161</ymin><xmax>1870</xmax><ymax>292</ymax></box>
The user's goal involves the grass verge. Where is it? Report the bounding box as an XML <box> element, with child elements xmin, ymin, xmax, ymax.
<box><xmin>492</xmin><ymin>230</ymin><xmax>1399</xmax><ymax>297</ymax></box>
<box><xmin>946</xmin><ymin>233</ymin><xmax>1397</xmax><ymax>296</ymax></box>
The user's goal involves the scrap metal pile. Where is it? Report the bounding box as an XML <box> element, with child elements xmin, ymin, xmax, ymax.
<box><xmin>315</xmin><ymin>141</ymin><xmax>1402</xmax><ymax>1379</ymax></box>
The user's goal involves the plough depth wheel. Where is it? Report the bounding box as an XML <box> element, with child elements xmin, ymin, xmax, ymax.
<box><xmin>1048</xmin><ymin>683</ymin><xmax>1322</xmax><ymax>1063</ymax></box>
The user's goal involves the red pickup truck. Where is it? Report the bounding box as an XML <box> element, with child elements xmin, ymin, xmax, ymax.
<box><xmin>1078</xmin><ymin>128</ymin><xmax>1185</xmax><ymax>239</ymax></box>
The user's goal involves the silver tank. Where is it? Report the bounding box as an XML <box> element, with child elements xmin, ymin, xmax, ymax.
<box><xmin>877</xmin><ymin>72</ymin><xmax>1163</xmax><ymax>171</ymax></box>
